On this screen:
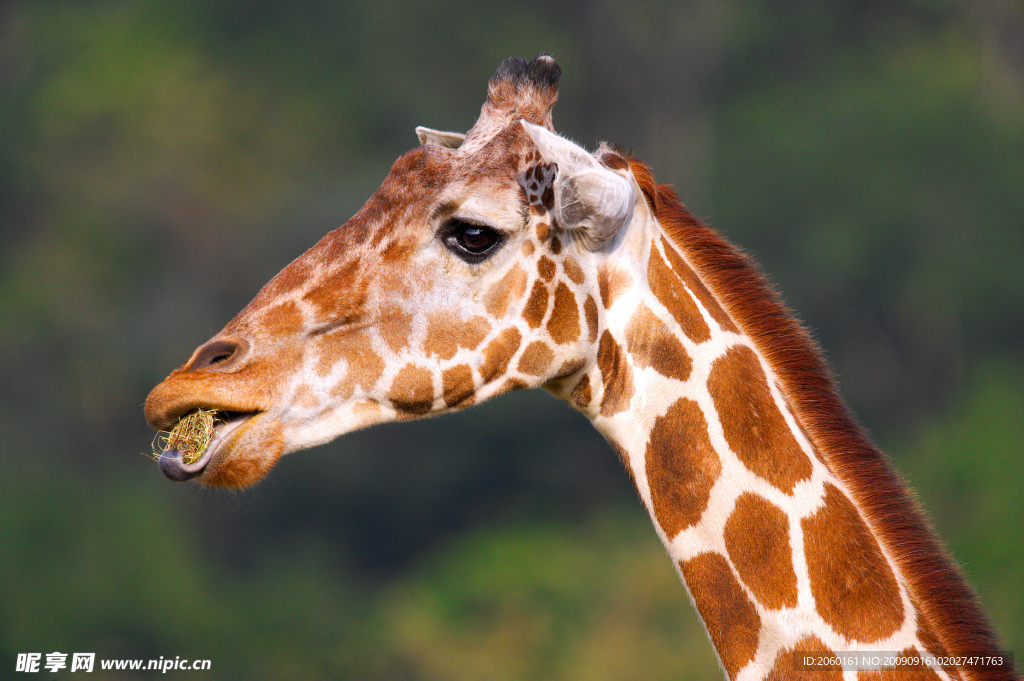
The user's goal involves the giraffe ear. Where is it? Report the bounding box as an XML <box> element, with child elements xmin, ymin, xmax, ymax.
<box><xmin>415</xmin><ymin>126</ymin><xmax>466</xmax><ymax>149</ymax></box>
<box><xmin>521</xmin><ymin>120</ymin><xmax>636</xmax><ymax>250</ymax></box>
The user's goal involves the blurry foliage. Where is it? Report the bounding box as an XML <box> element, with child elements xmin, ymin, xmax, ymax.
<box><xmin>1</xmin><ymin>0</ymin><xmax>1021</xmax><ymax>678</ymax></box>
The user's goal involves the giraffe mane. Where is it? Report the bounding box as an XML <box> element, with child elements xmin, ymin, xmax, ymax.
<box><xmin>624</xmin><ymin>157</ymin><xmax>1012</xmax><ymax>681</ymax></box>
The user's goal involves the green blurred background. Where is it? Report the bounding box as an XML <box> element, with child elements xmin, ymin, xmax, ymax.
<box><xmin>2</xmin><ymin>1</ymin><xmax>1021</xmax><ymax>679</ymax></box>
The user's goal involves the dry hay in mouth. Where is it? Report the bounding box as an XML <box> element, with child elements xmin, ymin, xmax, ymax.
<box><xmin>149</xmin><ymin>408</ymin><xmax>221</xmax><ymax>465</ymax></box>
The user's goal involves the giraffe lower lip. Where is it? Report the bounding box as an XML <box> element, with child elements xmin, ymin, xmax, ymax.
<box><xmin>156</xmin><ymin>411</ymin><xmax>255</xmax><ymax>482</ymax></box>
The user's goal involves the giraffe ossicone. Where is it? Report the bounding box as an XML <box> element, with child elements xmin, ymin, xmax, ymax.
<box><xmin>145</xmin><ymin>54</ymin><xmax>1015</xmax><ymax>681</ymax></box>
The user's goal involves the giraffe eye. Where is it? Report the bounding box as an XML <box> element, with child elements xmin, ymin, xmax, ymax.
<box><xmin>441</xmin><ymin>219</ymin><xmax>504</xmax><ymax>263</ymax></box>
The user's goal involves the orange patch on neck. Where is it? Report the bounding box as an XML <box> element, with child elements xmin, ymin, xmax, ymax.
<box><xmin>596</xmin><ymin>330</ymin><xmax>634</xmax><ymax>417</ymax></box>
<box><xmin>724</xmin><ymin>492</ymin><xmax>799</xmax><ymax>610</ymax></box>
<box><xmin>597</xmin><ymin>262</ymin><xmax>632</xmax><ymax>311</ymax></box>
<box><xmin>537</xmin><ymin>255</ymin><xmax>555</xmax><ymax>281</ymax></box>
<box><xmin>546</xmin><ymin>282</ymin><xmax>581</xmax><ymax>344</ymax></box>
<box><xmin>583</xmin><ymin>295</ymin><xmax>599</xmax><ymax>343</ymax></box>
<box><xmin>625</xmin><ymin>303</ymin><xmax>693</xmax><ymax>381</ymax></box>
<box><xmin>646</xmin><ymin>397</ymin><xmax>720</xmax><ymax>536</ymax></box>
<box><xmin>523</xmin><ymin>280</ymin><xmax>550</xmax><ymax>329</ymax></box>
<box><xmin>646</xmin><ymin>247</ymin><xmax>710</xmax><ymax>343</ymax></box>
<box><xmin>802</xmin><ymin>483</ymin><xmax>904</xmax><ymax>643</ymax></box>
<box><xmin>766</xmin><ymin>635</ymin><xmax>841</xmax><ymax>681</ymax></box>
<box><xmin>659</xmin><ymin>237</ymin><xmax>738</xmax><ymax>334</ymax></box>
<box><xmin>562</xmin><ymin>256</ymin><xmax>585</xmax><ymax>285</ymax></box>
<box><xmin>680</xmin><ymin>552</ymin><xmax>761</xmax><ymax>680</ymax></box>
<box><xmin>708</xmin><ymin>345</ymin><xmax>812</xmax><ymax>493</ymax></box>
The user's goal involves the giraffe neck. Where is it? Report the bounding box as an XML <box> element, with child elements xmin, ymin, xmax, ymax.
<box><xmin>551</xmin><ymin>160</ymin><xmax>1010</xmax><ymax>681</ymax></box>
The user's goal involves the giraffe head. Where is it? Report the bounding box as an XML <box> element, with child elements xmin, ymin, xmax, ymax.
<box><xmin>145</xmin><ymin>54</ymin><xmax>639</xmax><ymax>487</ymax></box>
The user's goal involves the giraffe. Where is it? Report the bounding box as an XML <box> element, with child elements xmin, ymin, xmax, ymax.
<box><xmin>145</xmin><ymin>55</ymin><xmax>1016</xmax><ymax>681</ymax></box>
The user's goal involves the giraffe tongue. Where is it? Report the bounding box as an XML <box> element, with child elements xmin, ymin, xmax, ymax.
<box><xmin>158</xmin><ymin>448</ymin><xmax>207</xmax><ymax>481</ymax></box>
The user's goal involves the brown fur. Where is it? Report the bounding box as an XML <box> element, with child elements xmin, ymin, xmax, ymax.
<box><xmin>647</xmin><ymin>247</ymin><xmax>711</xmax><ymax>342</ymax></box>
<box><xmin>724</xmin><ymin>492</ymin><xmax>799</xmax><ymax>610</ymax></box>
<box><xmin>766</xmin><ymin>635</ymin><xmax>842</xmax><ymax>681</ymax></box>
<box><xmin>523</xmin><ymin>279</ymin><xmax>550</xmax><ymax>328</ymax></box>
<box><xmin>596</xmin><ymin>330</ymin><xmax>634</xmax><ymax>417</ymax></box>
<box><xmin>681</xmin><ymin>552</ymin><xmax>761</xmax><ymax>679</ymax></box>
<box><xmin>646</xmin><ymin>397</ymin><xmax>720</xmax><ymax>535</ymax></box>
<box><xmin>708</xmin><ymin>345</ymin><xmax>812</xmax><ymax>493</ymax></box>
<box><xmin>802</xmin><ymin>483</ymin><xmax>904</xmax><ymax>641</ymax></box>
<box><xmin>625</xmin><ymin>303</ymin><xmax>693</xmax><ymax>381</ymax></box>
<box><xmin>546</xmin><ymin>282</ymin><xmax>581</xmax><ymax>344</ymax></box>
<box><xmin>625</xmin><ymin>157</ymin><xmax>1015</xmax><ymax>681</ymax></box>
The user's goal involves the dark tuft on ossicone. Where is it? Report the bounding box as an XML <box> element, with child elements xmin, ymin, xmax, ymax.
<box><xmin>491</xmin><ymin>53</ymin><xmax>561</xmax><ymax>90</ymax></box>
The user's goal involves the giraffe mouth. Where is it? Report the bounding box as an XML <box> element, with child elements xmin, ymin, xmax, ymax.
<box><xmin>157</xmin><ymin>411</ymin><xmax>257</xmax><ymax>482</ymax></box>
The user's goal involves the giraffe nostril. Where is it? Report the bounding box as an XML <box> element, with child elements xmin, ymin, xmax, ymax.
<box><xmin>187</xmin><ymin>338</ymin><xmax>248</xmax><ymax>371</ymax></box>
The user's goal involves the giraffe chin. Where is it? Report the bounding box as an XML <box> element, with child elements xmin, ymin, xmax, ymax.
<box><xmin>158</xmin><ymin>411</ymin><xmax>284</xmax><ymax>488</ymax></box>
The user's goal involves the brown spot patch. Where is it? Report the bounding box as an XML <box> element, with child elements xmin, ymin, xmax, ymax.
<box><xmin>708</xmin><ymin>345</ymin><xmax>812</xmax><ymax>493</ymax></box>
<box><xmin>479</xmin><ymin>327</ymin><xmax>522</xmax><ymax>383</ymax></box>
<box><xmin>260</xmin><ymin>301</ymin><xmax>303</xmax><ymax>336</ymax></box>
<box><xmin>598</xmin><ymin>263</ymin><xmax>632</xmax><ymax>310</ymax></box>
<box><xmin>324</xmin><ymin>331</ymin><xmax>385</xmax><ymax>399</ymax></box>
<box><xmin>767</xmin><ymin>635</ymin><xmax>841</xmax><ymax>681</ymax></box>
<box><xmin>517</xmin><ymin>341</ymin><xmax>554</xmax><ymax>376</ymax></box>
<box><xmin>563</xmin><ymin>256</ymin><xmax>584</xmax><ymax>285</ymax></box>
<box><xmin>659</xmin><ymin>237</ymin><xmax>738</xmax><ymax>333</ymax></box>
<box><xmin>535</xmin><ymin>221</ymin><xmax>550</xmax><ymax>241</ymax></box>
<box><xmin>625</xmin><ymin>303</ymin><xmax>692</xmax><ymax>381</ymax></box>
<box><xmin>424</xmin><ymin>312</ymin><xmax>491</xmax><ymax>360</ymax></box>
<box><xmin>388</xmin><ymin>364</ymin><xmax>435</xmax><ymax>416</ymax></box>
<box><xmin>521</xmin><ymin>240</ymin><xmax>535</xmax><ymax>256</ymax></box>
<box><xmin>724</xmin><ymin>493</ymin><xmax>798</xmax><ymax>610</ymax></box>
<box><xmin>647</xmin><ymin>247</ymin><xmax>710</xmax><ymax>343</ymax></box>
<box><xmin>292</xmin><ymin>384</ymin><xmax>319</xmax><ymax>409</ymax></box>
<box><xmin>441</xmin><ymin>364</ymin><xmax>475</xmax><ymax>408</ymax></box>
<box><xmin>584</xmin><ymin>295</ymin><xmax>599</xmax><ymax>343</ymax></box>
<box><xmin>571</xmin><ymin>373</ymin><xmax>591</xmax><ymax>408</ymax></box>
<box><xmin>303</xmin><ymin>259</ymin><xmax>367</xmax><ymax>325</ymax></box>
<box><xmin>537</xmin><ymin>255</ymin><xmax>555</xmax><ymax>281</ymax></box>
<box><xmin>680</xmin><ymin>552</ymin><xmax>760</xmax><ymax>679</ymax></box>
<box><xmin>523</xmin><ymin>280</ymin><xmax>550</xmax><ymax>328</ymax></box>
<box><xmin>596</xmin><ymin>331</ymin><xmax>634</xmax><ymax>417</ymax></box>
<box><xmin>485</xmin><ymin>264</ymin><xmax>528</xmax><ymax>317</ymax></box>
<box><xmin>547</xmin><ymin>282</ymin><xmax>581</xmax><ymax>344</ymax></box>
<box><xmin>550</xmin><ymin>236</ymin><xmax>562</xmax><ymax>254</ymax></box>
<box><xmin>379</xmin><ymin>304</ymin><xmax>414</xmax><ymax>353</ymax></box>
<box><xmin>646</xmin><ymin>397</ymin><xmax>720</xmax><ymax>535</ymax></box>
<box><xmin>803</xmin><ymin>483</ymin><xmax>904</xmax><ymax>643</ymax></box>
